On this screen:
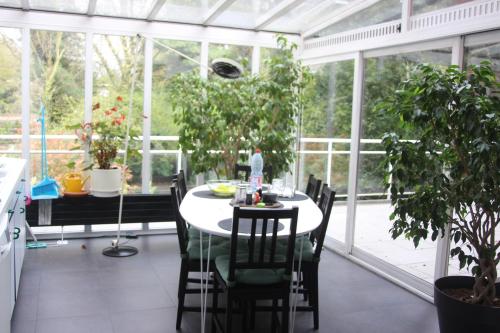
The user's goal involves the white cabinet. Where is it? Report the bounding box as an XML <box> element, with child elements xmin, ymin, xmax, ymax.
<box><xmin>0</xmin><ymin>158</ymin><xmax>26</xmax><ymax>333</ymax></box>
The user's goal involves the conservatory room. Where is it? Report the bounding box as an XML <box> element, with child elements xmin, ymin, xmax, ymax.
<box><xmin>0</xmin><ymin>0</ymin><xmax>499</xmax><ymax>332</ymax></box>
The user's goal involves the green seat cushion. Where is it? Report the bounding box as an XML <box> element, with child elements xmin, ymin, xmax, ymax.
<box><xmin>187</xmin><ymin>238</ymin><xmax>230</xmax><ymax>260</ymax></box>
<box><xmin>188</xmin><ymin>228</ymin><xmax>226</xmax><ymax>244</ymax></box>
<box><xmin>215</xmin><ymin>254</ymin><xmax>288</xmax><ymax>287</ymax></box>
<box><xmin>186</xmin><ymin>238</ymin><xmax>248</xmax><ymax>260</ymax></box>
<box><xmin>277</xmin><ymin>236</ymin><xmax>314</xmax><ymax>262</ymax></box>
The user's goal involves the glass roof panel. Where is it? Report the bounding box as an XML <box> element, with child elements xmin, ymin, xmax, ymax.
<box><xmin>267</xmin><ymin>0</ymin><xmax>355</xmax><ymax>33</ymax></box>
<box><xmin>311</xmin><ymin>0</ymin><xmax>401</xmax><ymax>38</ymax></box>
<box><xmin>0</xmin><ymin>0</ymin><xmax>21</xmax><ymax>8</ymax></box>
<box><xmin>155</xmin><ymin>0</ymin><xmax>218</xmax><ymax>24</ymax></box>
<box><xmin>95</xmin><ymin>0</ymin><xmax>157</xmax><ymax>19</ymax></box>
<box><xmin>412</xmin><ymin>0</ymin><xmax>474</xmax><ymax>15</ymax></box>
<box><xmin>212</xmin><ymin>0</ymin><xmax>285</xmax><ymax>30</ymax></box>
<box><xmin>30</xmin><ymin>0</ymin><xmax>89</xmax><ymax>14</ymax></box>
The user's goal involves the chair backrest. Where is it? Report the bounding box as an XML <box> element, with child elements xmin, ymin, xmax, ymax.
<box><xmin>227</xmin><ymin>206</ymin><xmax>299</xmax><ymax>284</ymax></box>
<box><xmin>177</xmin><ymin>170</ymin><xmax>188</xmax><ymax>199</ymax></box>
<box><xmin>305</xmin><ymin>174</ymin><xmax>322</xmax><ymax>202</ymax></box>
<box><xmin>310</xmin><ymin>184</ymin><xmax>336</xmax><ymax>260</ymax></box>
<box><xmin>170</xmin><ymin>183</ymin><xmax>188</xmax><ymax>256</ymax></box>
<box><xmin>234</xmin><ymin>164</ymin><xmax>273</xmax><ymax>184</ymax></box>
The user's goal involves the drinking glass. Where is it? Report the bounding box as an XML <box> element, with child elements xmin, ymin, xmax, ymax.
<box><xmin>271</xmin><ymin>178</ymin><xmax>284</xmax><ymax>196</ymax></box>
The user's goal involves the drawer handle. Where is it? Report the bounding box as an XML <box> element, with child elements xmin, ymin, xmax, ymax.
<box><xmin>24</xmin><ymin>195</ymin><xmax>28</xmax><ymax>202</ymax></box>
<box><xmin>16</xmin><ymin>190</ymin><xmax>21</xmax><ymax>194</ymax></box>
<box><xmin>13</xmin><ymin>227</ymin><xmax>20</xmax><ymax>240</ymax></box>
<box><xmin>21</xmin><ymin>178</ymin><xmax>26</xmax><ymax>182</ymax></box>
<box><xmin>20</xmin><ymin>207</ymin><xmax>25</xmax><ymax>214</ymax></box>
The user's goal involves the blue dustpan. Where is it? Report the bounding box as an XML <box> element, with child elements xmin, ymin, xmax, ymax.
<box><xmin>32</xmin><ymin>177</ymin><xmax>59</xmax><ymax>200</ymax></box>
<box><xmin>31</xmin><ymin>102</ymin><xmax>60</xmax><ymax>200</ymax></box>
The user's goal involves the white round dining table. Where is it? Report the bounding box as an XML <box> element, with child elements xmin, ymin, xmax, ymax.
<box><xmin>179</xmin><ymin>184</ymin><xmax>323</xmax><ymax>333</ymax></box>
<box><xmin>179</xmin><ymin>185</ymin><xmax>323</xmax><ymax>238</ymax></box>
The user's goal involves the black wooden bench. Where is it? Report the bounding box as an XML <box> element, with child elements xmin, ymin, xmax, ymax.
<box><xmin>26</xmin><ymin>194</ymin><xmax>175</xmax><ymax>226</ymax></box>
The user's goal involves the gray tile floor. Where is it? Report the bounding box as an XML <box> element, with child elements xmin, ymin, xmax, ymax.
<box><xmin>11</xmin><ymin>235</ymin><xmax>439</xmax><ymax>333</ymax></box>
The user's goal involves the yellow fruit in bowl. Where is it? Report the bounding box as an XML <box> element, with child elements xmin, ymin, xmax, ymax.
<box><xmin>211</xmin><ymin>183</ymin><xmax>236</xmax><ymax>197</ymax></box>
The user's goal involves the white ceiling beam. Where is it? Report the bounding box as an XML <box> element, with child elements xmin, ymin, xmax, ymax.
<box><xmin>255</xmin><ymin>0</ymin><xmax>305</xmax><ymax>29</ymax></box>
<box><xmin>87</xmin><ymin>0</ymin><xmax>97</xmax><ymax>16</ymax></box>
<box><xmin>303</xmin><ymin>0</ymin><xmax>384</xmax><ymax>38</ymax></box>
<box><xmin>21</xmin><ymin>0</ymin><xmax>29</xmax><ymax>10</ymax></box>
<box><xmin>203</xmin><ymin>0</ymin><xmax>237</xmax><ymax>25</ymax></box>
<box><xmin>147</xmin><ymin>0</ymin><xmax>166</xmax><ymax>21</ymax></box>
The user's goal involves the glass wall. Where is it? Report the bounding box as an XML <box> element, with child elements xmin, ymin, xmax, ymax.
<box><xmin>151</xmin><ymin>39</ymin><xmax>200</xmax><ymax>193</ymax></box>
<box><xmin>448</xmin><ymin>31</ymin><xmax>500</xmax><ymax>277</ymax></box>
<box><xmin>30</xmin><ymin>30</ymin><xmax>85</xmax><ymax>185</ymax></box>
<box><xmin>93</xmin><ymin>34</ymin><xmax>145</xmax><ymax>193</ymax></box>
<box><xmin>354</xmin><ymin>48</ymin><xmax>452</xmax><ymax>283</ymax></box>
<box><xmin>0</xmin><ymin>27</ymin><xmax>21</xmax><ymax>158</ymax></box>
<box><xmin>412</xmin><ymin>0</ymin><xmax>474</xmax><ymax>15</ymax></box>
<box><xmin>315</xmin><ymin>0</ymin><xmax>401</xmax><ymax>38</ymax></box>
<box><xmin>301</xmin><ymin>60</ymin><xmax>354</xmax><ymax>243</ymax></box>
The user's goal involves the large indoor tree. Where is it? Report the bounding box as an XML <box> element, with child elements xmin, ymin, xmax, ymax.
<box><xmin>167</xmin><ymin>36</ymin><xmax>310</xmax><ymax>178</ymax></box>
<box><xmin>381</xmin><ymin>62</ymin><xmax>499</xmax><ymax>305</ymax></box>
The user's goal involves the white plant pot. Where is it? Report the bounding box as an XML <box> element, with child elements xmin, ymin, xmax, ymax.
<box><xmin>90</xmin><ymin>168</ymin><xmax>122</xmax><ymax>197</ymax></box>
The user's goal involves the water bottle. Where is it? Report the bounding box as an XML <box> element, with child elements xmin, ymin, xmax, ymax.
<box><xmin>250</xmin><ymin>148</ymin><xmax>263</xmax><ymax>192</ymax></box>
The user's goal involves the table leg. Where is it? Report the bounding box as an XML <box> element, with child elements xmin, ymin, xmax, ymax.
<box><xmin>199</xmin><ymin>230</ymin><xmax>204</xmax><ymax>333</ymax></box>
<box><xmin>199</xmin><ymin>230</ymin><xmax>211</xmax><ymax>333</ymax></box>
<box><xmin>290</xmin><ymin>236</ymin><xmax>304</xmax><ymax>333</ymax></box>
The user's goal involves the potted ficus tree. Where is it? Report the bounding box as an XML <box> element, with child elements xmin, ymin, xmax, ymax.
<box><xmin>70</xmin><ymin>96</ymin><xmax>139</xmax><ymax>197</ymax></box>
<box><xmin>380</xmin><ymin>62</ymin><xmax>499</xmax><ymax>332</ymax></box>
<box><xmin>167</xmin><ymin>36</ymin><xmax>310</xmax><ymax>179</ymax></box>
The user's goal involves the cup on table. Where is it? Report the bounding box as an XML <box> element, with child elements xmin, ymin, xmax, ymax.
<box><xmin>234</xmin><ymin>184</ymin><xmax>248</xmax><ymax>204</ymax></box>
<box><xmin>282</xmin><ymin>185</ymin><xmax>295</xmax><ymax>198</ymax></box>
<box><xmin>271</xmin><ymin>178</ymin><xmax>284</xmax><ymax>196</ymax></box>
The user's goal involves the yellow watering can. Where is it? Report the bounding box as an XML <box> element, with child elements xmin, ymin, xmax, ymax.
<box><xmin>63</xmin><ymin>172</ymin><xmax>89</xmax><ymax>193</ymax></box>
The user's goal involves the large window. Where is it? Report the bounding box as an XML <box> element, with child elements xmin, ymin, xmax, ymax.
<box><xmin>150</xmin><ymin>39</ymin><xmax>200</xmax><ymax>193</ymax></box>
<box><xmin>448</xmin><ymin>31</ymin><xmax>500</xmax><ymax>277</ymax></box>
<box><xmin>30</xmin><ymin>30</ymin><xmax>85</xmax><ymax>185</ymax></box>
<box><xmin>354</xmin><ymin>48</ymin><xmax>452</xmax><ymax>283</ymax></box>
<box><xmin>315</xmin><ymin>0</ymin><xmax>401</xmax><ymax>38</ymax></box>
<box><xmin>412</xmin><ymin>0</ymin><xmax>474</xmax><ymax>15</ymax></box>
<box><xmin>93</xmin><ymin>34</ymin><xmax>144</xmax><ymax>193</ymax></box>
<box><xmin>0</xmin><ymin>27</ymin><xmax>21</xmax><ymax>158</ymax></box>
<box><xmin>301</xmin><ymin>60</ymin><xmax>354</xmax><ymax>244</ymax></box>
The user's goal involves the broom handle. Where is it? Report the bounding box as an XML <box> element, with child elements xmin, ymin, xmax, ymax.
<box><xmin>116</xmin><ymin>36</ymin><xmax>142</xmax><ymax>245</ymax></box>
<box><xmin>40</xmin><ymin>103</ymin><xmax>47</xmax><ymax>179</ymax></box>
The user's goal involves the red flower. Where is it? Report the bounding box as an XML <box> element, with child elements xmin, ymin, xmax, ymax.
<box><xmin>111</xmin><ymin>106</ymin><xmax>118</xmax><ymax>112</ymax></box>
<box><xmin>105</xmin><ymin>110</ymin><xmax>112</xmax><ymax>116</ymax></box>
<box><xmin>92</xmin><ymin>103</ymin><xmax>100</xmax><ymax>111</ymax></box>
<box><xmin>116</xmin><ymin>96</ymin><xmax>123</xmax><ymax>102</ymax></box>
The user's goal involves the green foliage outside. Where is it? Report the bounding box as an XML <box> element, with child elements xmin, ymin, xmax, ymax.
<box><xmin>381</xmin><ymin>62</ymin><xmax>499</xmax><ymax>305</ymax></box>
<box><xmin>167</xmin><ymin>36</ymin><xmax>311</xmax><ymax>179</ymax></box>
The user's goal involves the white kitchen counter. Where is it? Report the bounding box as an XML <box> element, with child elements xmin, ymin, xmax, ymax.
<box><xmin>0</xmin><ymin>157</ymin><xmax>27</xmax><ymax>333</ymax></box>
<box><xmin>0</xmin><ymin>157</ymin><xmax>26</xmax><ymax>216</ymax></box>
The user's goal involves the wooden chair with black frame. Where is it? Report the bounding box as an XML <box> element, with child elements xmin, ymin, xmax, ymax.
<box><xmin>296</xmin><ymin>184</ymin><xmax>336</xmax><ymax>329</ymax></box>
<box><xmin>176</xmin><ymin>169</ymin><xmax>188</xmax><ymax>199</ymax></box>
<box><xmin>211</xmin><ymin>206</ymin><xmax>299</xmax><ymax>333</ymax></box>
<box><xmin>170</xmin><ymin>181</ymin><xmax>230</xmax><ymax>329</ymax></box>
<box><xmin>234</xmin><ymin>163</ymin><xmax>274</xmax><ymax>184</ymax></box>
<box><xmin>305</xmin><ymin>174</ymin><xmax>322</xmax><ymax>203</ymax></box>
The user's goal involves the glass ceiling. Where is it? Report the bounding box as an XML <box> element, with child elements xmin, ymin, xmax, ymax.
<box><xmin>0</xmin><ymin>0</ymin><xmax>358</xmax><ymax>34</ymax></box>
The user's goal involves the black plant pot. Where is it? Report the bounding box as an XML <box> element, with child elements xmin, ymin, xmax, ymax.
<box><xmin>434</xmin><ymin>276</ymin><xmax>500</xmax><ymax>333</ymax></box>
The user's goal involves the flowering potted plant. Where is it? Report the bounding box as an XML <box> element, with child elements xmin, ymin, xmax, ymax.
<box><xmin>70</xmin><ymin>96</ymin><xmax>139</xmax><ymax>197</ymax></box>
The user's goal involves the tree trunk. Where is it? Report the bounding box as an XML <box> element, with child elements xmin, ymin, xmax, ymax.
<box><xmin>472</xmin><ymin>255</ymin><xmax>497</xmax><ymax>305</ymax></box>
